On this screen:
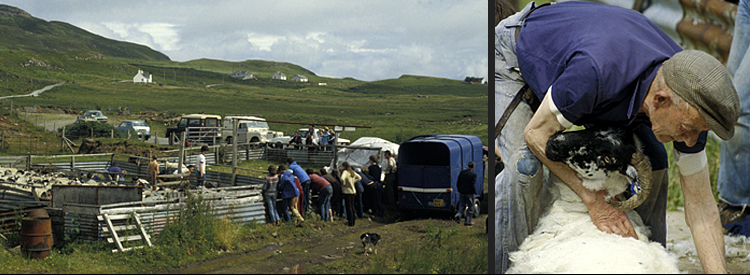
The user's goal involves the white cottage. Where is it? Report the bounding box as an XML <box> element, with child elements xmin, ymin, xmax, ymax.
<box><xmin>272</xmin><ymin>71</ymin><xmax>286</xmax><ymax>80</ymax></box>
<box><xmin>291</xmin><ymin>74</ymin><xmax>308</xmax><ymax>82</ymax></box>
<box><xmin>133</xmin><ymin>69</ymin><xmax>152</xmax><ymax>83</ymax></box>
<box><xmin>231</xmin><ymin>71</ymin><xmax>256</xmax><ymax>80</ymax></box>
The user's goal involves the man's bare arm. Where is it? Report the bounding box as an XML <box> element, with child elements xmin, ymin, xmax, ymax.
<box><xmin>523</xmin><ymin>93</ymin><xmax>638</xmax><ymax>239</ymax></box>
<box><xmin>680</xmin><ymin>164</ymin><xmax>726</xmax><ymax>273</ymax></box>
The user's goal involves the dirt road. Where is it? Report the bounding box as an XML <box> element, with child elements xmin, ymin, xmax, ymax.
<box><xmin>160</xmin><ymin>213</ymin><xmax>488</xmax><ymax>274</ymax></box>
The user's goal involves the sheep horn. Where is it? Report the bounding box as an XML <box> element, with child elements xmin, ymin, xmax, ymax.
<box><xmin>608</xmin><ymin>151</ymin><xmax>651</xmax><ymax>211</ymax></box>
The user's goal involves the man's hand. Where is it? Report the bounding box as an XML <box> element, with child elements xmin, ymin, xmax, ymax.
<box><xmin>585</xmin><ymin>190</ymin><xmax>638</xmax><ymax>239</ymax></box>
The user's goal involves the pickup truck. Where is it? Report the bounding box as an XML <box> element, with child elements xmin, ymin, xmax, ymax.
<box><xmin>165</xmin><ymin>114</ymin><xmax>222</xmax><ymax>145</ymax></box>
<box><xmin>221</xmin><ymin>116</ymin><xmax>284</xmax><ymax>144</ymax></box>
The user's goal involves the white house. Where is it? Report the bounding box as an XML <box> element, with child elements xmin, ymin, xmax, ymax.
<box><xmin>231</xmin><ymin>71</ymin><xmax>257</xmax><ymax>80</ymax></box>
<box><xmin>290</xmin><ymin>74</ymin><xmax>308</xmax><ymax>82</ymax></box>
<box><xmin>272</xmin><ymin>71</ymin><xmax>286</xmax><ymax>80</ymax></box>
<box><xmin>133</xmin><ymin>69</ymin><xmax>152</xmax><ymax>83</ymax></box>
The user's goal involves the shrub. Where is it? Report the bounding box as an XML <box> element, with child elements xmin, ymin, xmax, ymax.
<box><xmin>59</xmin><ymin>121</ymin><xmax>125</xmax><ymax>140</ymax></box>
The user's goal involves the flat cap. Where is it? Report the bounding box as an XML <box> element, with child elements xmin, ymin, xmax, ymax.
<box><xmin>662</xmin><ymin>50</ymin><xmax>740</xmax><ymax>140</ymax></box>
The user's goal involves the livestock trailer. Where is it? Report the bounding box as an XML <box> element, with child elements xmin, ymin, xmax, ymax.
<box><xmin>397</xmin><ymin>134</ymin><xmax>484</xmax><ymax>214</ymax></box>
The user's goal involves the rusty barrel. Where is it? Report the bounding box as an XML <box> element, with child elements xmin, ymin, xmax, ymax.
<box><xmin>20</xmin><ymin>217</ymin><xmax>52</xmax><ymax>259</ymax></box>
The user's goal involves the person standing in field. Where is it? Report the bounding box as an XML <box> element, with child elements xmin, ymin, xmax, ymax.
<box><xmin>383</xmin><ymin>150</ymin><xmax>398</xmax><ymax>206</ymax></box>
<box><xmin>308</xmin><ymin>169</ymin><xmax>333</xmax><ymax>222</ymax></box>
<box><xmin>340</xmin><ymin>162</ymin><xmax>361</xmax><ymax>226</ymax></box>
<box><xmin>263</xmin><ymin>165</ymin><xmax>281</xmax><ymax>226</ymax></box>
<box><xmin>277</xmin><ymin>164</ymin><xmax>300</xmax><ymax>223</ymax></box>
<box><xmin>454</xmin><ymin>161</ymin><xmax>477</xmax><ymax>226</ymax></box>
<box><xmin>147</xmin><ymin>156</ymin><xmax>159</xmax><ymax>184</ymax></box>
<box><xmin>196</xmin><ymin>145</ymin><xmax>208</xmax><ymax>188</ymax></box>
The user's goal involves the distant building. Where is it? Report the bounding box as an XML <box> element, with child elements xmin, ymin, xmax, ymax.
<box><xmin>133</xmin><ymin>69</ymin><xmax>152</xmax><ymax>83</ymax></box>
<box><xmin>231</xmin><ymin>71</ymin><xmax>257</xmax><ymax>80</ymax></box>
<box><xmin>290</xmin><ymin>74</ymin><xmax>308</xmax><ymax>82</ymax></box>
<box><xmin>272</xmin><ymin>71</ymin><xmax>287</xmax><ymax>80</ymax></box>
<box><xmin>464</xmin><ymin>76</ymin><xmax>486</xmax><ymax>84</ymax></box>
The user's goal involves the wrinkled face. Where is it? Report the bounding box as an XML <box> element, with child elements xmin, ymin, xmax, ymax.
<box><xmin>649</xmin><ymin>102</ymin><xmax>709</xmax><ymax>147</ymax></box>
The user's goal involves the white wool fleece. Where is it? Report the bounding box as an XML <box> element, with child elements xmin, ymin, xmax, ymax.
<box><xmin>673</xmin><ymin>149</ymin><xmax>708</xmax><ymax>176</ymax></box>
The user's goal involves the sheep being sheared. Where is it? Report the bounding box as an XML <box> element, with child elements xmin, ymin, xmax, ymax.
<box><xmin>506</xmin><ymin>127</ymin><xmax>680</xmax><ymax>274</ymax></box>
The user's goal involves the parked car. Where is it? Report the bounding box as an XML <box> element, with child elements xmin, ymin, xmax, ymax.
<box><xmin>397</xmin><ymin>134</ymin><xmax>484</xmax><ymax>217</ymax></box>
<box><xmin>221</xmin><ymin>116</ymin><xmax>284</xmax><ymax>144</ymax></box>
<box><xmin>270</xmin><ymin>128</ymin><xmax>350</xmax><ymax>148</ymax></box>
<box><xmin>76</xmin><ymin>110</ymin><xmax>108</xmax><ymax>123</ymax></box>
<box><xmin>116</xmin><ymin>120</ymin><xmax>151</xmax><ymax>140</ymax></box>
<box><xmin>165</xmin><ymin>114</ymin><xmax>222</xmax><ymax>145</ymax></box>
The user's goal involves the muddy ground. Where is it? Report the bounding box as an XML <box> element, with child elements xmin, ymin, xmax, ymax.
<box><xmin>157</xmin><ymin>213</ymin><xmax>488</xmax><ymax>274</ymax></box>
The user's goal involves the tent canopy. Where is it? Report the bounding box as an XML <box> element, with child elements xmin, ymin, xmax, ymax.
<box><xmin>328</xmin><ymin>137</ymin><xmax>399</xmax><ymax>181</ymax></box>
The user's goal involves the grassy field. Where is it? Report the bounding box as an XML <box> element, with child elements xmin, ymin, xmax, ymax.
<box><xmin>0</xmin><ymin>49</ymin><xmax>487</xmax><ymax>145</ymax></box>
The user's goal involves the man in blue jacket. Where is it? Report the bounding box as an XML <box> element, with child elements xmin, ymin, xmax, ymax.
<box><xmin>286</xmin><ymin>157</ymin><xmax>312</xmax><ymax>215</ymax></box>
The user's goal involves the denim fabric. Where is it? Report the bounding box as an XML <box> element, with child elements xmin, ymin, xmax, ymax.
<box><xmin>301</xmin><ymin>180</ymin><xmax>312</xmax><ymax>213</ymax></box>
<box><xmin>319</xmin><ymin>185</ymin><xmax>333</xmax><ymax>221</ymax></box>
<box><xmin>355</xmin><ymin>181</ymin><xmax>365</xmax><ymax>218</ymax></box>
<box><xmin>495</xmin><ymin>3</ymin><xmax>544</xmax><ymax>273</ymax></box>
<box><xmin>264</xmin><ymin>194</ymin><xmax>280</xmax><ymax>223</ymax></box>
<box><xmin>456</xmin><ymin>193</ymin><xmax>475</xmax><ymax>225</ymax></box>
<box><xmin>280</xmin><ymin>198</ymin><xmax>292</xmax><ymax>222</ymax></box>
<box><xmin>719</xmin><ymin>0</ymin><xmax>750</xmax><ymax>207</ymax></box>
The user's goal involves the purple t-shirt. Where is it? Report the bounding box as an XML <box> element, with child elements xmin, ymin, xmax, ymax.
<box><xmin>516</xmin><ymin>1</ymin><xmax>704</xmax><ymax>152</ymax></box>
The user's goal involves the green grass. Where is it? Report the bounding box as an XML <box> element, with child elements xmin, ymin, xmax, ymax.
<box><xmin>365</xmin><ymin>222</ymin><xmax>487</xmax><ymax>274</ymax></box>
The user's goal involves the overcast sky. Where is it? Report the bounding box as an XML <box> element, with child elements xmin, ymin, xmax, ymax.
<box><xmin>2</xmin><ymin>0</ymin><xmax>488</xmax><ymax>82</ymax></box>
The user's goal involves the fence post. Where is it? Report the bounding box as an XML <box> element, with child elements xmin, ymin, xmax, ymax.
<box><xmin>26</xmin><ymin>155</ymin><xmax>31</xmax><ymax>170</ymax></box>
<box><xmin>177</xmin><ymin>131</ymin><xmax>186</xmax><ymax>184</ymax></box>
<box><xmin>70</xmin><ymin>155</ymin><xmax>75</xmax><ymax>170</ymax></box>
<box><xmin>1</xmin><ymin>132</ymin><xmax>4</xmax><ymax>151</ymax></box>
<box><xmin>111</xmin><ymin>129</ymin><xmax>113</xmax><ymax>139</ymax></box>
<box><xmin>232</xmin><ymin>118</ymin><xmax>238</xmax><ymax>186</ymax></box>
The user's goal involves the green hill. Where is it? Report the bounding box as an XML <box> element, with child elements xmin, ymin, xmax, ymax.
<box><xmin>0</xmin><ymin>5</ymin><xmax>488</xmax><ymax>144</ymax></box>
<box><xmin>0</xmin><ymin>5</ymin><xmax>169</xmax><ymax>61</ymax></box>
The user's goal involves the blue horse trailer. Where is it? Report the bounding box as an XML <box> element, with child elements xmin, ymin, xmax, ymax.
<box><xmin>397</xmin><ymin>134</ymin><xmax>484</xmax><ymax>213</ymax></box>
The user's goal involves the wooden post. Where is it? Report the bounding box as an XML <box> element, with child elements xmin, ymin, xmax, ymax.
<box><xmin>70</xmin><ymin>155</ymin><xmax>75</xmax><ymax>170</ymax></box>
<box><xmin>332</xmin><ymin>131</ymin><xmax>339</xmax><ymax>169</ymax></box>
<box><xmin>177</xmin><ymin>131</ymin><xmax>186</xmax><ymax>179</ymax></box>
<box><xmin>1</xmin><ymin>132</ymin><xmax>4</xmax><ymax>151</ymax></box>
<box><xmin>232</xmin><ymin>118</ymin><xmax>238</xmax><ymax>186</ymax></box>
<box><xmin>9</xmin><ymin>101</ymin><xmax>12</xmax><ymax>117</ymax></box>
<box><xmin>111</xmin><ymin>129</ymin><xmax>114</xmax><ymax>139</ymax></box>
<box><xmin>26</xmin><ymin>155</ymin><xmax>31</xmax><ymax>170</ymax></box>
<box><xmin>90</xmin><ymin>127</ymin><xmax>93</xmax><ymax>139</ymax></box>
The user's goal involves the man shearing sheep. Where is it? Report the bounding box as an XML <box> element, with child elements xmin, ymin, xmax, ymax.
<box><xmin>495</xmin><ymin>1</ymin><xmax>740</xmax><ymax>273</ymax></box>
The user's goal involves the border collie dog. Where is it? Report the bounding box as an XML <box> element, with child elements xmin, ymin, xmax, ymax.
<box><xmin>360</xmin><ymin>233</ymin><xmax>381</xmax><ymax>256</ymax></box>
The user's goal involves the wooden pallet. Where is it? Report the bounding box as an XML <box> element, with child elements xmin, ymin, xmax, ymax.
<box><xmin>98</xmin><ymin>212</ymin><xmax>152</xmax><ymax>253</ymax></box>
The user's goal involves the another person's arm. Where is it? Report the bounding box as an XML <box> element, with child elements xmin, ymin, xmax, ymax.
<box><xmin>523</xmin><ymin>93</ymin><xmax>638</xmax><ymax>239</ymax></box>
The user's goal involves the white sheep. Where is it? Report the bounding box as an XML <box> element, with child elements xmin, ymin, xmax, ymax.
<box><xmin>506</xmin><ymin>178</ymin><xmax>680</xmax><ymax>273</ymax></box>
<box><xmin>507</xmin><ymin>128</ymin><xmax>680</xmax><ymax>273</ymax></box>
